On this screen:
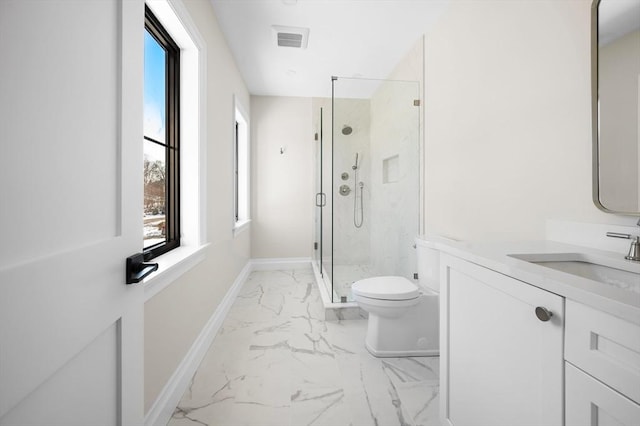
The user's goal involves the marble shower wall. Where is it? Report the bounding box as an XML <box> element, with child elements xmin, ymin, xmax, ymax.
<box><xmin>332</xmin><ymin>98</ymin><xmax>372</xmax><ymax>267</ymax></box>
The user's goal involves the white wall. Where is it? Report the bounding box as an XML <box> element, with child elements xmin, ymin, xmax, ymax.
<box><xmin>250</xmin><ymin>96</ymin><xmax>314</xmax><ymax>258</ymax></box>
<box><xmin>423</xmin><ymin>0</ymin><xmax>636</xmax><ymax>243</ymax></box>
<box><xmin>143</xmin><ymin>0</ymin><xmax>251</xmax><ymax>413</ymax></box>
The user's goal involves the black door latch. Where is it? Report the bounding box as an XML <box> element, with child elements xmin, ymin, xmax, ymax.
<box><xmin>126</xmin><ymin>253</ymin><xmax>159</xmax><ymax>284</ymax></box>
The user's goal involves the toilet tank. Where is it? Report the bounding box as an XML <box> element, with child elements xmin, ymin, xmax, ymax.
<box><xmin>415</xmin><ymin>237</ymin><xmax>440</xmax><ymax>293</ymax></box>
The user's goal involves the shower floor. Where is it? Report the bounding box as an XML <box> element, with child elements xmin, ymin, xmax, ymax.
<box><xmin>331</xmin><ymin>263</ymin><xmax>372</xmax><ymax>302</ymax></box>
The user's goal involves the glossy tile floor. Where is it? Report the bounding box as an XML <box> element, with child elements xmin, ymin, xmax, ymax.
<box><xmin>168</xmin><ymin>268</ymin><xmax>440</xmax><ymax>426</ymax></box>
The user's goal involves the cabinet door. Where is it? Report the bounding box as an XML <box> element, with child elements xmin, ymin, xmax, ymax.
<box><xmin>566</xmin><ymin>363</ymin><xmax>640</xmax><ymax>426</ymax></box>
<box><xmin>440</xmin><ymin>254</ymin><xmax>564</xmax><ymax>426</ymax></box>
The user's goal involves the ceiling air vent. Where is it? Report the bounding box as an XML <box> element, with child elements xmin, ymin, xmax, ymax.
<box><xmin>272</xmin><ymin>25</ymin><xmax>309</xmax><ymax>49</ymax></box>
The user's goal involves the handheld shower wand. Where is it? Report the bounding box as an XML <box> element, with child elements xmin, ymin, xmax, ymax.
<box><xmin>352</xmin><ymin>152</ymin><xmax>363</xmax><ymax>228</ymax></box>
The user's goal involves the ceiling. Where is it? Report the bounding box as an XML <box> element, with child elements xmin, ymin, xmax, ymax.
<box><xmin>599</xmin><ymin>0</ymin><xmax>640</xmax><ymax>46</ymax></box>
<box><xmin>210</xmin><ymin>0</ymin><xmax>448</xmax><ymax>98</ymax></box>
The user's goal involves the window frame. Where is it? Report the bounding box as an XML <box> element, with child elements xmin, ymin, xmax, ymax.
<box><xmin>233</xmin><ymin>97</ymin><xmax>250</xmax><ymax>235</ymax></box>
<box><xmin>143</xmin><ymin>5</ymin><xmax>181</xmax><ymax>260</ymax></box>
<box><xmin>234</xmin><ymin>120</ymin><xmax>240</xmax><ymax>223</ymax></box>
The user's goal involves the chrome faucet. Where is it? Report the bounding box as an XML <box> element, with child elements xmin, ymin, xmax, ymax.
<box><xmin>627</xmin><ymin>237</ymin><xmax>640</xmax><ymax>261</ymax></box>
<box><xmin>606</xmin><ymin>218</ymin><xmax>640</xmax><ymax>262</ymax></box>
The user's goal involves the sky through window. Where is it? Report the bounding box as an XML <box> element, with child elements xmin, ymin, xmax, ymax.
<box><xmin>144</xmin><ymin>30</ymin><xmax>166</xmax><ymax>144</ymax></box>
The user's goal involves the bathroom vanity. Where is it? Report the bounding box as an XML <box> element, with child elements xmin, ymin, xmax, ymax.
<box><xmin>428</xmin><ymin>239</ymin><xmax>640</xmax><ymax>426</ymax></box>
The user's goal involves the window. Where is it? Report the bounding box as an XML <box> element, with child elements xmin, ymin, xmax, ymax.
<box><xmin>234</xmin><ymin>98</ymin><xmax>250</xmax><ymax>233</ymax></box>
<box><xmin>234</xmin><ymin>120</ymin><xmax>240</xmax><ymax>222</ymax></box>
<box><xmin>144</xmin><ymin>5</ymin><xmax>180</xmax><ymax>259</ymax></box>
<box><xmin>140</xmin><ymin>0</ymin><xmax>208</xmax><ymax>298</ymax></box>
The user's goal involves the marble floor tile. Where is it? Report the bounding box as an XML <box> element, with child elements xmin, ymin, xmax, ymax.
<box><xmin>168</xmin><ymin>267</ymin><xmax>441</xmax><ymax>426</ymax></box>
<box><xmin>290</xmin><ymin>386</ymin><xmax>351</xmax><ymax>426</ymax></box>
<box><xmin>396</xmin><ymin>380</ymin><xmax>439</xmax><ymax>426</ymax></box>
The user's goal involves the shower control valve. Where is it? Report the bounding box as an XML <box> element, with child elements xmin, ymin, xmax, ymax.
<box><xmin>339</xmin><ymin>185</ymin><xmax>351</xmax><ymax>196</ymax></box>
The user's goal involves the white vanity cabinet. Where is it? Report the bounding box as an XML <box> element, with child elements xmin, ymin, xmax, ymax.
<box><xmin>564</xmin><ymin>300</ymin><xmax>640</xmax><ymax>426</ymax></box>
<box><xmin>440</xmin><ymin>254</ymin><xmax>564</xmax><ymax>426</ymax></box>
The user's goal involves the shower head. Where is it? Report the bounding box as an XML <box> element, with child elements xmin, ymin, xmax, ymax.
<box><xmin>342</xmin><ymin>125</ymin><xmax>352</xmax><ymax>136</ymax></box>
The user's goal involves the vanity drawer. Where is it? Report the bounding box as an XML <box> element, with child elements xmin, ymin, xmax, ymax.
<box><xmin>565</xmin><ymin>362</ymin><xmax>640</xmax><ymax>426</ymax></box>
<box><xmin>565</xmin><ymin>300</ymin><xmax>640</xmax><ymax>403</ymax></box>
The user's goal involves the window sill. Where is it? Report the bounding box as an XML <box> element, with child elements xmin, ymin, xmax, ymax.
<box><xmin>143</xmin><ymin>243</ymin><xmax>210</xmax><ymax>301</ymax></box>
<box><xmin>233</xmin><ymin>219</ymin><xmax>251</xmax><ymax>237</ymax></box>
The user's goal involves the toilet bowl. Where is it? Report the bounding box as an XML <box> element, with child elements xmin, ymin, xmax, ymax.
<box><xmin>351</xmin><ymin>238</ymin><xmax>440</xmax><ymax>357</ymax></box>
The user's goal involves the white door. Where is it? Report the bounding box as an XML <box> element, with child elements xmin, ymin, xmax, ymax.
<box><xmin>440</xmin><ymin>254</ymin><xmax>564</xmax><ymax>426</ymax></box>
<box><xmin>0</xmin><ymin>0</ymin><xmax>144</xmax><ymax>424</ymax></box>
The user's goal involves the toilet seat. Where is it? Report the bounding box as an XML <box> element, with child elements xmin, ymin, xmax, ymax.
<box><xmin>352</xmin><ymin>276</ymin><xmax>419</xmax><ymax>301</ymax></box>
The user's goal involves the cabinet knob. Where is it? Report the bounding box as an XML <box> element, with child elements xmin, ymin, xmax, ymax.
<box><xmin>535</xmin><ymin>306</ymin><xmax>553</xmax><ymax>322</ymax></box>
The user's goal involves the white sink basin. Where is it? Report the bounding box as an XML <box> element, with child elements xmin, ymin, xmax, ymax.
<box><xmin>508</xmin><ymin>252</ymin><xmax>640</xmax><ymax>294</ymax></box>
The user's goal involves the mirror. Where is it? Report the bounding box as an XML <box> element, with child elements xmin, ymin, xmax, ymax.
<box><xmin>592</xmin><ymin>0</ymin><xmax>640</xmax><ymax>214</ymax></box>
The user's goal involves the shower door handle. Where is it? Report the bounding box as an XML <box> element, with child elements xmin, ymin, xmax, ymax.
<box><xmin>315</xmin><ymin>192</ymin><xmax>326</xmax><ymax>207</ymax></box>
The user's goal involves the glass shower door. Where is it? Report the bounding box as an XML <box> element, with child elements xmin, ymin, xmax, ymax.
<box><xmin>313</xmin><ymin>108</ymin><xmax>324</xmax><ymax>273</ymax></box>
<box><xmin>313</xmin><ymin>99</ymin><xmax>334</xmax><ymax>301</ymax></box>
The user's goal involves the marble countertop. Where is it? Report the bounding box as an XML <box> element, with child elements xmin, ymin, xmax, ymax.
<box><xmin>418</xmin><ymin>236</ymin><xmax>640</xmax><ymax>325</ymax></box>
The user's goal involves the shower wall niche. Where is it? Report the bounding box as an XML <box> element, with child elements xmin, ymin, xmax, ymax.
<box><xmin>313</xmin><ymin>77</ymin><xmax>420</xmax><ymax>303</ymax></box>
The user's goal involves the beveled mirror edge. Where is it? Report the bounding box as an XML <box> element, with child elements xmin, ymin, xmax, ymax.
<box><xmin>591</xmin><ymin>0</ymin><xmax>640</xmax><ymax>216</ymax></box>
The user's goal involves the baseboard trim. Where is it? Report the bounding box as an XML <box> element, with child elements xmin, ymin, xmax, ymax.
<box><xmin>144</xmin><ymin>261</ymin><xmax>252</xmax><ymax>426</ymax></box>
<box><xmin>250</xmin><ymin>257</ymin><xmax>311</xmax><ymax>271</ymax></box>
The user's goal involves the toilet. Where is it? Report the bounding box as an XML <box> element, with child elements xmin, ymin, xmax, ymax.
<box><xmin>351</xmin><ymin>238</ymin><xmax>439</xmax><ymax>357</ymax></box>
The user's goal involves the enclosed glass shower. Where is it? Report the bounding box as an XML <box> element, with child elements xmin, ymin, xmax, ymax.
<box><xmin>313</xmin><ymin>77</ymin><xmax>420</xmax><ymax>303</ymax></box>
